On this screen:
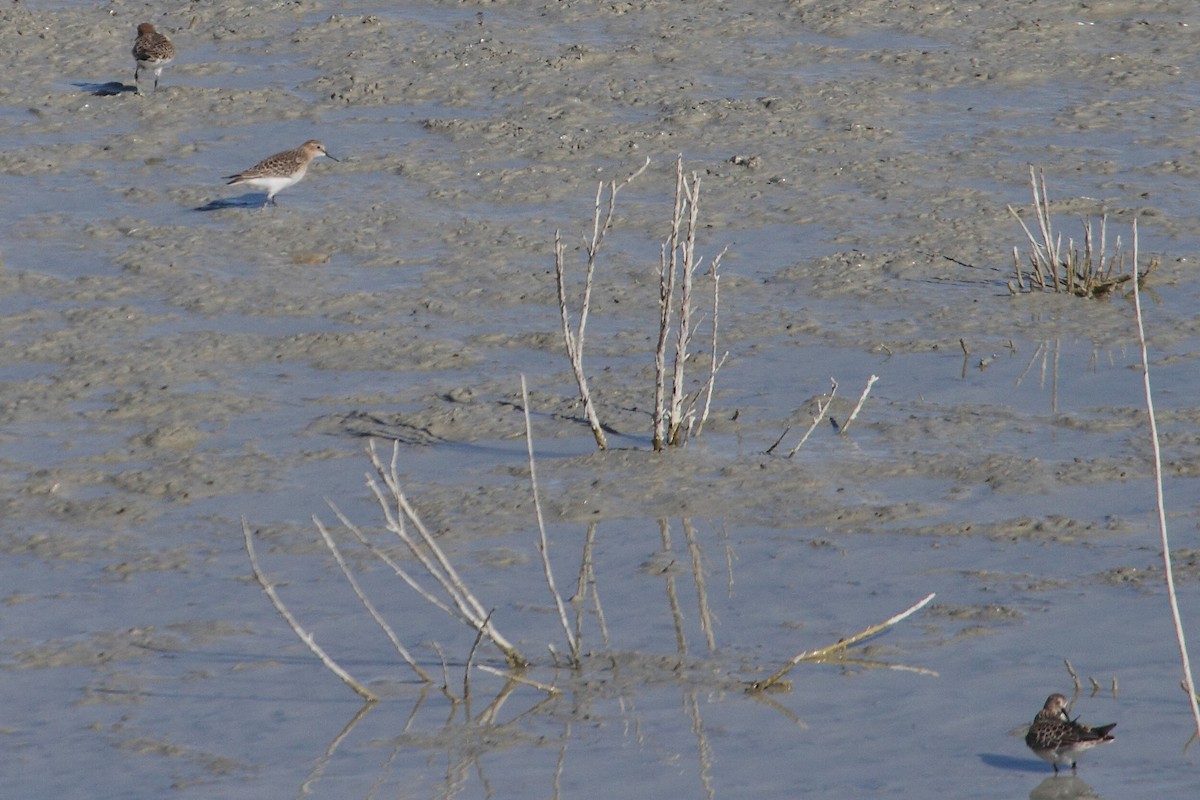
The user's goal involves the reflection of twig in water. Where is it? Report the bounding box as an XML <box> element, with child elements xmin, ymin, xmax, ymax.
<box><xmin>659</xmin><ymin>519</ymin><xmax>689</xmax><ymax>656</ymax></box>
<box><xmin>683</xmin><ymin>519</ymin><xmax>717</xmax><ymax>653</ymax></box>
<box><xmin>808</xmin><ymin>654</ymin><xmax>939</xmax><ymax>676</ymax></box>
<box><xmin>297</xmin><ymin>698</ymin><xmax>378</xmax><ymax>796</ymax></box>
<box><xmin>748</xmin><ymin>592</ymin><xmax>936</xmax><ymax>693</ymax></box>
<box><xmin>683</xmin><ymin>689</ymin><xmax>716</xmax><ymax>800</ymax></box>
<box><xmin>1015</xmin><ymin>340</ymin><xmax>1061</xmax><ymax>413</ymax></box>
<box><xmin>718</xmin><ymin>520</ymin><xmax>736</xmax><ymax>597</ymax></box>
<box><xmin>553</xmin><ymin>720</ymin><xmax>569</xmax><ymax>800</ymax></box>
<box><xmin>747</xmin><ymin>689</ymin><xmax>809</xmax><ymax>728</ymax></box>
<box><xmin>572</xmin><ymin>521</ymin><xmax>610</xmax><ymax>650</ymax></box>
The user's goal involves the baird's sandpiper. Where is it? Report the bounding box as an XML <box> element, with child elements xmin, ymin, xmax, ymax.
<box><xmin>1025</xmin><ymin>693</ymin><xmax>1116</xmax><ymax>773</ymax></box>
<box><xmin>132</xmin><ymin>23</ymin><xmax>175</xmax><ymax>95</ymax></box>
<box><xmin>224</xmin><ymin>140</ymin><xmax>339</xmax><ymax>208</ymax></box>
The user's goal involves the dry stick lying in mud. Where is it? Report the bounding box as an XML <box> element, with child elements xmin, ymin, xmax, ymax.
<box><xmin>554</xmin><ymin>157</ymin><xmax>651</xmax><ymax>451</ymax></box>
<box><xmin>747</xmin><ymin>592</ymin><xmax>936</xmax><ymax>693</ymax></box>
<box><xmin>520</xmin><ymin>374</ymin><xmax>579</xmax><ymax>665</ymax></box>
<box><xmin>1130</xmin><ymin>221</ymin><xmax>1200</xmax><ymax>740</ymax></box>
<box><xmin>241</xmin><ymin>518</ymin><xmax>379</xmax><ymax>702</ymax></box>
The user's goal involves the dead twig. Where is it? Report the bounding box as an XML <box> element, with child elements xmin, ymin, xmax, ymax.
<box><xmin>312</xmin><ymin>513</ymin><xmax>432</xmax><ymax>684</ymax></box>
<box><xmin>837</xmin><ymin>374</ymin><xmax>879</xmax><ymax>436</ymax></box>
<box><xmin>1008</xmin><ymin>165</ymin><xmax>1157</xmax><ymax>297</ymax></box>
<box><xmin>786</xmin><ymin>379</ymin><xmax>837</xmax><ymax>457</ymax></box>
<box><xmin>1131</xmin><ymin>220</ymin><xmax>1200</xmax><ymax>738</ymax></box>
<box><xmin>365</xmin><ymin>439</ymin><xmax>527</xmax><ymax>668</ymax></box>
<box><xmin>555</xmin><ymin>157</ymin><xmax>651</xmax><ymax>450</ymax></box>
<box><xmin>241</xmin><ymin>518</ymin><xmax>379</xmax><ymax>702</ymax></box>
<box><xmin>748</xmin><ymin>592</ymin><xmax>935</xmax><ymax>693</ymax></box>
<box><xmin>521</xmin><ymin>375</ymin><xmax>579</xmax><ymax>664</ymax></box>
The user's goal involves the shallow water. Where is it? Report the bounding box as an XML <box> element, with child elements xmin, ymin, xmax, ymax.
<box><xmin>3</xmin><ymin>1</ymin><xmax>1200</xmax><ymax>798</ymax></box>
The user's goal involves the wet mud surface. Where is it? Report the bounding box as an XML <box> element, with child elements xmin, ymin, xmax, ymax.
<box><xmin>3</xmin><ymin>1</ymin><xmax>1200</xmax><ymax>798</ymax></box>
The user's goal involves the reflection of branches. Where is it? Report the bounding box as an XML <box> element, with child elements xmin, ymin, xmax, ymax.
<box><xmin>659</xmin><ymin>519</ymin><xmax>688</xmax><ymax>655</ymax></box>
<box><xmin>683</xmin><ymin>519</ymin><xmax>717</xmax><ymax>653</ymax></box>
<box><xmin>1016</xmin><ymin>339</ymin><xmax>1061</xmax><ymax>413</ymax></box>
<box><xmin>246</xmin><ymin>398</ymin><xmax>939</xmax><ymax>799</ymax></box>
<box><xmin>573</xmin><ymin>521</ymin><xmax>609</xmax><ymax>650</ymax></box>
<box><xmin>297</xmin><ymin>698</ymin><xmax>379</xmax><ymax>796</ymax></box>
<box><xmin>684</xmin><ymin>689</ymin><xmax>716</xmax><ymax>800</ymax></box>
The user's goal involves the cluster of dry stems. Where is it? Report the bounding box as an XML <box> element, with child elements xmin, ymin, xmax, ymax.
<box><xmin>556</xmin><ymin>155</ymin><xmax>726</xmax><ymax>451</ymax></box>
<box><xmin>1009</xmin><ymin>165</ymin><xmax>1157</xmax><ymax>297</ymax></box>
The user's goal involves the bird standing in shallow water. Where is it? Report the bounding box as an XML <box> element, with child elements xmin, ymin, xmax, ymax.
<box><xmin>132</xmin><ymin>23</ymin><xmax>175</xmax><ymax>95</ymax></box>
<box><xmin>1025</xmin><ymin>693</ymin><xmax>1116</xmax><ymax>773</ymax></box>
<box><xmin>224</xmin><ymin>140</ymin><xmax>339</xmax><ymax>208</ymax></box>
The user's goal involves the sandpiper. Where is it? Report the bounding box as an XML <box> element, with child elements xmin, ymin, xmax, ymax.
<box><xmin>224</xmin><ymin>140</ymin><xmax>339</xmax><ymax>208</ymax></box>
<box><xmin>132</xmin><ymin>23</ymin><xmax>175</xmax><ymax>95</ymax></box>
<box><xmin>1025</xmin><ymin>693</ymin><xmax>1116</xmax><ymax>773</ymax></box>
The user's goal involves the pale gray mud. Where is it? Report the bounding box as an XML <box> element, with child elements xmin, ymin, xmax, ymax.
<box><xmin>2</xmin><ymin>1</ymin><xmax>1199</xmax><ymax>798</ymax></box>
